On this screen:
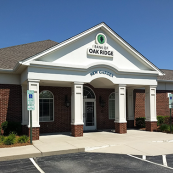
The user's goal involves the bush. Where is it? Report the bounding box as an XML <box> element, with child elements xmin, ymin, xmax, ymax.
<box><xmin>163</xmin><ymin>116</ymin><xmax>173</xmax><ymax>125</ymax></box>
<box><xmin>18</xmin><ymin>135</ymin><xmax>29</xmax><ymax>143</ymax></box>
<box><xmin>157</xmin><ymin>116</ymin><xmax>165</xmax><ymax>126</ymax></box>
<box><xmin>1</xmin><ymin>121</ymin><xmax>22</xmax><ymax>136</ymax></box>
<box><xmin>1</xmin><ymin>121</ymin><xmax>8</xmax><ymax>131</ymax></box>
<box><xmin>3</xmin><ymin>132</ymin><xmax>16</xmax><ymax>145</ymax></box>
<box><xmin>136</xmin><ymin>117</ymin><xmax>146</xmax><ymax>128</ymax></box>
<box><xmin>160</xmin><ymin>124</ymin><xmax>169</xmax><ymax>132</ymax></box>
<box><xmin>167</xmin><ymin>125</ymin><xmax>173</xmax><ymax>133</ymax></box>
<box><xmin>0</xmin><ymin>136</ymin><xmax>5</xmax><ymax>143</ymax></box>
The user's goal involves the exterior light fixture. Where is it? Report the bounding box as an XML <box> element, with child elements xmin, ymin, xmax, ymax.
<box><xmin>99</xmin><ymin>96</ymin><xmax>105</xmax><ymax>107</ymax></box>
<box><xmin>65</xmin><ymin>95</ymin><xmax>70</xmax><ymax>107</ymax></box>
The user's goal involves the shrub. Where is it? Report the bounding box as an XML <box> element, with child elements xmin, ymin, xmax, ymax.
<box><xmin>163</xmin><ymin>116</ymin><xmax>173</xmax><ymax>125</ymax></box>
<box><xmin>157</xmin><ymin>116</ymin><xmax>165</xmax><ymax>126</ymax></box>
<box><xmin>1</xmin><ymin>121</ymin><xmax>8</xmax><ymax>131</ymax></box>
<box><xmin>2</xmin><ymin>121</ymin><xmax>22</xmax><ymax>136</ymax></box>
<box><xmin>3</xmin><ymin>133</ymin><xmax>16</xmax><ymax>145</ymax></box>
<box><xmin>167</xmin><ymin>125</ymin><xmax>173</xmax><ymax>133</ymax></box>
<box><xmin>160</xmin><ymin>124</ymin><xmax>169</xmax><ymax>132</ymax></box>
<box><xmin>0</xmin><ymin>135</ymin><xmax>5</xmax><ymax>143</ymax></box>
<box><xmin>136</xmin><ymin>117</ymin><xmax>146</xmax><ymax>128</ymax></box>
<box><xmin>18</xmin><ymin>135</ymin><xmax>29</xmax><ymax>143</ymax></box>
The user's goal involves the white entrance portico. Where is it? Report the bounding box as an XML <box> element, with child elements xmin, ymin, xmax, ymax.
<box><xmin>20</xmin><ymin>22</ymin><xmax>163</xmax><ymax>138</ymax></box>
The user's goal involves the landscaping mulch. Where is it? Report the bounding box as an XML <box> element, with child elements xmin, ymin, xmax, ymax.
<box><xmin>0</xmin><ymin>142</ymin><xmax>31</xmax><ymax>148</ymax></box>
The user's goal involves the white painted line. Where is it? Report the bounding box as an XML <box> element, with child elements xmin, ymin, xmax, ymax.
<box><xmin>162</xmin><ymin>155</ymin><xmax>168</xmax><ymax>167</ymax></box>
<box><xmin>127</xmin><ymin>155</ymin><xmax>173</xmax><ymax>170</ymax></box>
<box><xmin>142</xmin><ymin>155</ymin><xmax>146</xmax><ymax>160</ymax></box>
<box><xmin>30</xmin><ymin>158</ymin><xmax>45</xmax><ymax>173</ymax></box>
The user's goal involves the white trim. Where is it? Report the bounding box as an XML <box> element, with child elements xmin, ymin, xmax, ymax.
<box><xmin>20</xmin><ymin>23</ymin><xmax>163</xmax><ymax>76</ymax></box>
<box><xmin>83</xmin><ymin>100</ymin><xmax>96</xmax><ymax>131</ymax></box>
<box><xmin>29</xmin><ymin>61</ymin><xmax>159</xmax><ymax>76</ymax></box>
<box><xmin>83</xmin><ymin>86</ymin><xmax>96</xmax><ymax>99</ymax></box>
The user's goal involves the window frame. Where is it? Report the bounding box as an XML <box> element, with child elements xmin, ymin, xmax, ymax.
<box><xmin>39</xmin><ymin>90</ymin><xmax>54</xmax><ymax>122</ymax></box>
<box><xmin>108</xmin><ymin>92</ymin><xmax>115</xmax><ymax>120</ymax></box>
<box><xmin>83</xmin><ymin>86</ymin><xmax>96</xmax><ymax>99</ymax></box>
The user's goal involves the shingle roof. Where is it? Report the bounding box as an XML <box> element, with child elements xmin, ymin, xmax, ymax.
<box><xmin>158</xmin><ymin>69</ymin><xmax>173</xmax><ymax>81</ymax></box>
<box><xmin>0</xmin><ymin>40</ymin><xmax>58</xmax><ymax>69</ymax></box>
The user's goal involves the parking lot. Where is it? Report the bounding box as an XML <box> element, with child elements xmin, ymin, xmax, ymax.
<box><xmin>0</xmin><ymin>153</ymin><xmax>173</xmax><ymax>173</ymax></box>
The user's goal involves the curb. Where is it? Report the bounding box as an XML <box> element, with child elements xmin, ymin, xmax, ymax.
<box><xmin>0</xmin><ymin>147</ymin><xmax>85</xmax><ymax>161</ymax></box>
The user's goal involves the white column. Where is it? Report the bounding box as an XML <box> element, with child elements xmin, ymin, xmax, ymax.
<box><xmin>145</xmin><ymin>86</ymin><xmax>157</xmax><ymax>122</ymax></box>
<box><xmin>127</xmin><ymin>89</ymin><xmax>134</xmax><ymax>121</ymax></box>
<box><xmin>27</xmin><ymin>79</ymin><xmax>40</xmax><ymax>127</ymax></box>
<box><xmin>71</xmin><ymin>83</ymin><xmax>84</xmax><ymax>125</ymax></box>
<box><xmin>115</xmin><ymin>85</ymin><xmax>127</xmax><ymax>123</ymax></box>
<box><xmin>22</xmin><ymin>84</ymin><xmax>28</xmax><ymax>125</ymax></box>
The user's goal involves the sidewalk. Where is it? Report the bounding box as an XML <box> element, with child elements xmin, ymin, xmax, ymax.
<box><xmin>0</xmin><ymin>130</ymin><xmax>173</xmax><ymax>161</ymax></box>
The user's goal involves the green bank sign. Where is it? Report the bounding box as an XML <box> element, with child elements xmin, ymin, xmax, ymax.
<box><xmin>87</xmin><ymin>33</ymin><xmax>114</xmax><ymax>58</ymax></box>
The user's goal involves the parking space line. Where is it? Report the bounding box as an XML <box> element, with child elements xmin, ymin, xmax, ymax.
<box><xmin>30</xmin><ymin>158</ymin><xmax>45</xmax><ymax>173</ymax></box>
<box><xmin>162</xmin><ymin>155</ymin><xmax>167</xmax><ymax>167</ymax></box>
<box><xmin>142</xmin><ymin>155</ymin><xmax>146</xmax><ymax>160</ymax></box>
<box><xmin>127</xmin><ymin>155</ymin><xmax>173</xmax><ymax>170</ymax></box>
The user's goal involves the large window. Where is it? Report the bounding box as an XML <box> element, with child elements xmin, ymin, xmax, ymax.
<box><xmin>39</xmin><ymin>90</ymin><xmax>54</xmax><ymax>122</ymax></box>
<box><xmin>109</xmin><ymin>92</ymin><xmax>115</xmax><ymax>119</ymax></box>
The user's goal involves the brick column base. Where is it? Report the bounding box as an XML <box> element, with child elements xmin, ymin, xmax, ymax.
<box><xmin>127</xmin><ymin>120</ymin><xmax>134</xmax><ymax>128</ymax></box>
<box><xmin>71</xmin><ymin>125</ymin><xmax>83</xmax><ymax>137</ymax></box>
<box><xmin>22</xmin><ymin>125</ymin><xmax>40</xmax><ymax>140</ymax></box>
<box><xmin>145</xmin><ymin>121</ymin><xmax>157</xmax><ymax>132</ymax></box>
<box><xmin>115</xmin><ymin>123</ymin><xmax>127</xmax><ymax>134</ymax></box>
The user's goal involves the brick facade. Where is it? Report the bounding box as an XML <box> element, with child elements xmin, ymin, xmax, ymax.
<box><xmin>145</xmin><ymin>121</ymin><xmax>157</xmax><ymax>132</ymax></box>
<box><xmin>22</xmin><ymin>125</ymin><xmax>39</xmax><ymax>140</ymax></box>
<box><xmin>0</xmin><ymin>84</ymin><xmax>173</xmax><ymax>137</ymax></box>
<box><xmin>71</xmin><ymin>125</ymin><xmax>83</xmax><ymax>137</ymax></box>
<box><xmin>39</xmin><ymin>86</ymin><xmax>71</xmax><ymax>133</ymax></box>
<box><xmin>0</xmin><ymin>84</ymin><xmax>22</xmax><ymax>124</ymax></box>
<box><xmin>134</xmin><ymin>89</ymin><xmax>173</xmax><ymax>120</ymax></box>
<box><xmin>115</xmin><ymin>123</ymin><xmax>127</xmax><ymax>134</ymax></box>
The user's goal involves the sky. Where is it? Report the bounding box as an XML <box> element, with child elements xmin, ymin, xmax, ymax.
<box><xmin>0</xmin><ymin>0</ymin><xmax>173</xmax><ymax>69</ymax></box>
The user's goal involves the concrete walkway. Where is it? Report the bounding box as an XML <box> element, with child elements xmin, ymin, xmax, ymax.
<box><xmin>0</xmin><ymin>130</ymin><xmax>173</xmax><ymax>161</ymax></box>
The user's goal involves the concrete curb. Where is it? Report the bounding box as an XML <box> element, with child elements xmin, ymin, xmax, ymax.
<box><xmin>0</xmin><ymin>147</ymin><xmax>85</xmax><ymax>161</ymax></box>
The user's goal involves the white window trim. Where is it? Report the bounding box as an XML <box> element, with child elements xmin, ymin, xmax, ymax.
<box><xmin>39</xmin><ymin>90</ymin><xmax>54</xmax><ymax>122</ymax></box>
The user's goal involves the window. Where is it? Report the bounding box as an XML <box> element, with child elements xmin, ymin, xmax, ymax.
<box><xmin>83</xmin><ymin>86</ymin><xmax>95</xmax><ymax>99</ymax></box>
<box><xmin>109</xmin><ymin>92</ymin><xmax>115</xmax><ymax>119</ymax></box>
<box><xmin>39</xmin><ymin>90</ymin><xmax>54</xmax><ymax>122</ymax></box>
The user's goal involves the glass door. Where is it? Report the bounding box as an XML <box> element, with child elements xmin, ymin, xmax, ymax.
<box><xmin>83</xmin><ymin>100</ymin><xmax>96</xmax><ymax>131</ymax></box>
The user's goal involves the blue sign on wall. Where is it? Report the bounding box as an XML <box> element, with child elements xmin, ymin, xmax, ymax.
<box><xmin>90</xmin><ymin>70</ymin><xmax>113</xmax><ymax>77</ymax></box>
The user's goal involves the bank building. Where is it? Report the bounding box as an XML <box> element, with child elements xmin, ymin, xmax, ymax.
<box><xmin>0</xmin><ymin>22</ymin><xmax>172</xmax><ymax>140</ymax></box>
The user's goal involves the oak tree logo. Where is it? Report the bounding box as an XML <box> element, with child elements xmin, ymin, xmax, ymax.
<box><xmin>97</xmin><ymin>34</ymin><xmax>105</xmax><ymax>44</ymax></box>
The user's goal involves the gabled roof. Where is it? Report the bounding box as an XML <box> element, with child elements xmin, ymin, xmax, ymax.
<box><xmin>0</xmin><ymin>40</ymin><xmax>58</xmax><ymax>69</ymax></box>
<box><xmin>158</xmin><ymin>69</ymin><xmax>173</xmax><ymax>81</ymax></box>
<box><xmin>20</xmin><ymin>22</ymin><xmax>163</xmax><ymax>76</ymax></box>
<box><xmin>0</xmin><ymin>22</ymin><xmax>164</xmax><ymax>76</ymax></box>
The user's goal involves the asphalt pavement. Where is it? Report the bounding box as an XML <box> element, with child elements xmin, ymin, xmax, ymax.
<box><xmin>0</xmin><ymin>153</ymin><xmax>173</xmax><ymax>173</ymax></box>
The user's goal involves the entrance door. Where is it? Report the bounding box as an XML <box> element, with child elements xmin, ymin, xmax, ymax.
<box><xmin>83</xmin><ymin>100</ymin><xmax>96</xmax><ymax>131</ymax></box>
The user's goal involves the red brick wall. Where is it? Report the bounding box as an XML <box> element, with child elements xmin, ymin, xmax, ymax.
<box><xmin>134</xmin><ymin>89</ymin><xmax>173</xmax><ymax>120</ymax></box>
<box><xmin>39</xmin><ymin>86</ymin><xmax>71</xmax><ymax>133</ymax></box>
<box><xmin>0</xmin><ymin>84</ymin><xmax>22</xmax><ymax>124</ymax></box>
<box><xmin>84</xmin><ymin>84</ymin><xmax>115</xmax><ymax>130</ymax></box>
<box><xmin>71</xmin><ymin>125</ymin><xmax>83</xmax><ymax>137</ymax></box>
